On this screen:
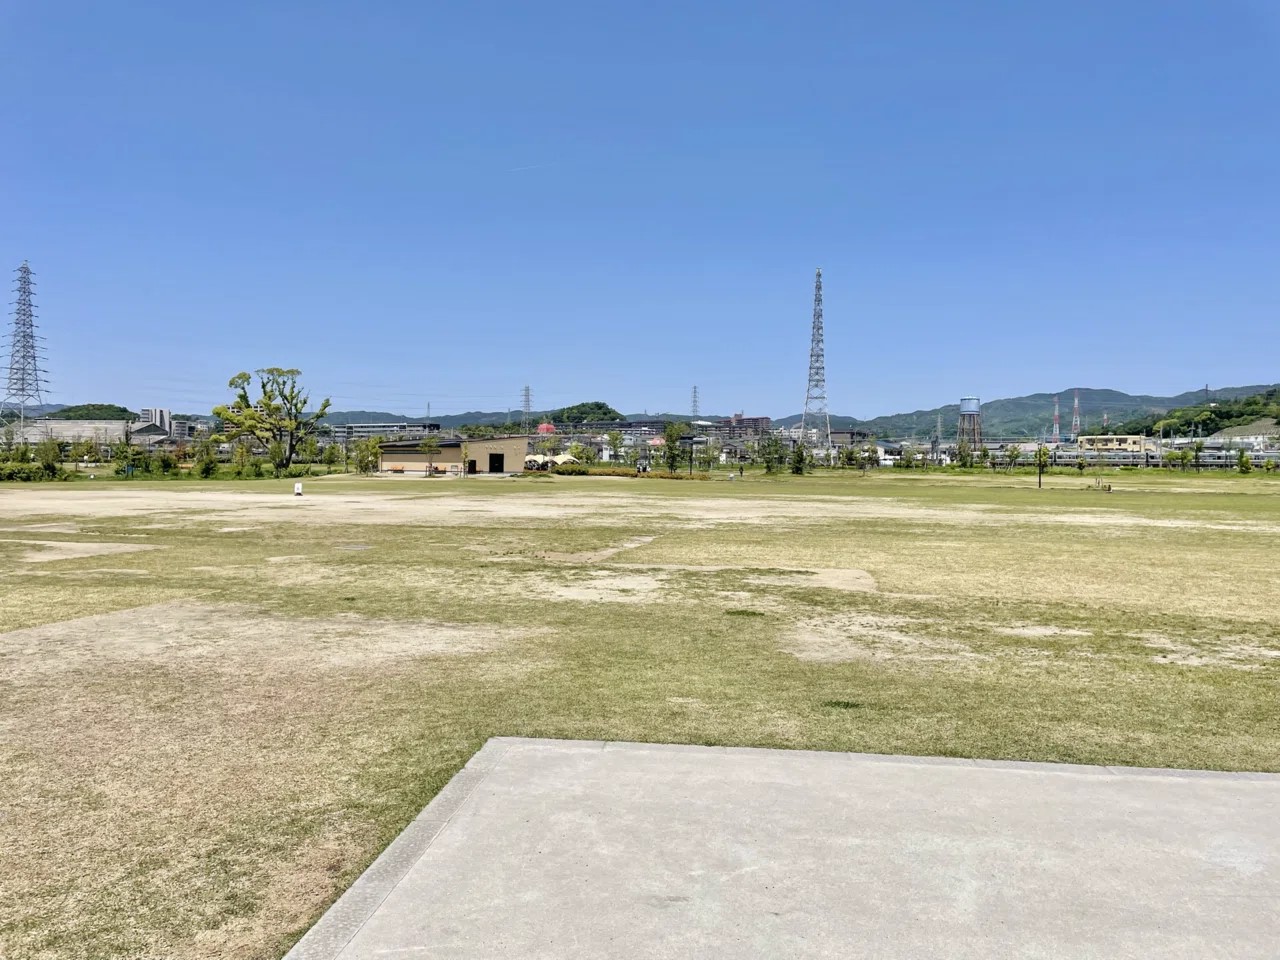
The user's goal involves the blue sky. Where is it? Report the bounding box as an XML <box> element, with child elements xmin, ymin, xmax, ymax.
<box><xmin>3</xmin><ymin>1</ymin><xmax>1277</xmax><ymax>418</ymax></box>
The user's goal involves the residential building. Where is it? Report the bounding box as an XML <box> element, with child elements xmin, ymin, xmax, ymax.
<box><xmin>139</xmin><ymin>408</ymin><xmax>172</xmax><ymax>434</ymax></box>
<box><xmin>330</xmin><ymin>422</ymin><xmax>440</xmax><ymax>444</ymax></box>
<box><xmin>716</xmin><ymin>413</ymin><xmax>772</xmax><ymax>438</ymax></box>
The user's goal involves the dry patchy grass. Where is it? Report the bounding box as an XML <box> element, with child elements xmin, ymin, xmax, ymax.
<box><xmin>1</xmin><ymin>470</ymin><xmax>1278</xmax><ymax>959</ymax></box>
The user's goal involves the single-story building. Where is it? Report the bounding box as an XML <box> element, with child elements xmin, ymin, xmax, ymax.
<box><xmin>1077</xmin><ymin>435</ymin><xmax>1152</xmax><ymax>453</ymax></box>
<box><xmin>378</xmin><ymin>435</ymin><xmax>529</xmax><ymax>475</ymax></box>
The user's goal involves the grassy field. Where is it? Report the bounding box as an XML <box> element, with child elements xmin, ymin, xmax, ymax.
<box><xmin>2</xmin><ymin>470</ymin><xmax>1278</xmax><ymax>959</ymax></box>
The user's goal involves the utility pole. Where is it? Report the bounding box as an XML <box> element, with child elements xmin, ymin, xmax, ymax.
<box><xmin>801</xmin><ymin>268</ymin><xmax>833</xmax><ymax>461</ymax></box>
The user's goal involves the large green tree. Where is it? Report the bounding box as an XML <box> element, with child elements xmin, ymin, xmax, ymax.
<box><xmin>662</xmin><ymin>421</ymin><xmax>686</xmax><ymax>473</ymax></box>
<box><xmin>756</xmin><ymin>434</ymin><xmax>785</xmax><ymax>473</ymax></box>
<box><xmin>352</xmin><ymin>436</ymin><xmax>382</xmax><ymax>475</ymax></box>
<box><xmin>213</xmin><ymin>368</ymin><xmax>331</xmax><ymax>473</ymax></box>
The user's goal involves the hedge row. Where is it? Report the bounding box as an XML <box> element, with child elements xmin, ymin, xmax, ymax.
<box><xmin>0</xmin><ymin>463</ymin><xmax>62</xmax><ymax>482</ymax></box>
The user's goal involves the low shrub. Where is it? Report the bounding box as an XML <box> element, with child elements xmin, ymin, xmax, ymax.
<box><xmin>640</xmin><ymin>471</ymin><xmax>712</xmax><ymax>481</ymax></box>
<box><xmin>0</xmin><ymin>463</ymin><xmax>56</xmax><ymax>482</ymax></box>
<box><xmin>551</xmin><ymin>463</ymin><xmax>590</xmax><ymax>476</ymax></box>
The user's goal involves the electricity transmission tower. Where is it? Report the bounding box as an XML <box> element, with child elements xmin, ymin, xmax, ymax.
<box><xmin>690</xmin><ymin>385</ymin><xmax>699</xmax><ymax>419</ymax></box>
<box><xmin>3</xmin><ymin>262</ymin><xmax>48</xmax><ymax>434</ymax></box>
<box><xmin>521</xmin><ymin>385</ymin><xmax>533</xmax><ymax>435</ymax></box>
<box><xmin>800</xmin><ymin>268</ymin><xmax>832</xmax><ymax>456</ymax></box>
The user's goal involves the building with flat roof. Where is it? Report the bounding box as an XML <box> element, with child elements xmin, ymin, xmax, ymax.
<box><xmin>378</xmin><ymin>435</ymin><xmax>529</xmax><ymax>475</ymax></box>
<box><xmin>330</xmin><ymin>422</ymin><xmax>440</xmax><ymax>444</ymax></box>
<box><xmin>1077</xmin><ymin>435</ymin><xmax>1152</xmax><ymax>453</ymax></box>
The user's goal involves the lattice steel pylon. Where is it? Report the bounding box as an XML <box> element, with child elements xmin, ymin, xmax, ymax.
<box><xmin>3</xmin><ymin>262</ymin><xmax>48</xmax><ymax>434</ymax></box>
<box><xmin>690</xmin><ymin>385</ymin><xmax>699</xmax><ymax>419</ymax></box>
<box><xmin>800</xmin><ymin>268</ymin><xmax>832</xmax><ymax>456</ymax></box>
<box><xmin>520</xmin><ymin>385</ymin><xmax>533</xmax><ymax>435</ymax></box>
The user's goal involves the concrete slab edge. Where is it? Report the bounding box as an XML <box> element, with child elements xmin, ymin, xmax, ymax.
<box><xmin>281</xmin><ymin>739</ymin><xmax>512</xmax><ymax>960</ymax></box>
<box><xmin>503</xmin><ymin>737</ymin><xmax>1280</xmax><ymax>781</ymax></box>
<box><xmin>280</xmin><ymin>737</ymin><xmax>1278</xmax><ymax>958</ymax></box>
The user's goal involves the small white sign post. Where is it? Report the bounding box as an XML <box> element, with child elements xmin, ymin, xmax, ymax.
<box><xmin>294</xmin><ymin>482</ymin><xmax>303</xmax><ymax>497</ymax></box>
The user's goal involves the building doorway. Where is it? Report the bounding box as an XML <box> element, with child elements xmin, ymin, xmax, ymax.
<box><xmin>466</xmin><ymin>459</ymin><xmax>478</xmax><ymax>474</ymax></box>
<box><xmin>488</xmin><ymin>453</ymin><xmax>505</xmax><ymax>473</ymax></box>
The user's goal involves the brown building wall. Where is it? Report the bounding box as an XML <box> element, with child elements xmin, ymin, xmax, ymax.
<box><xmin>379</xmin><ymin>436</ymin><xmax>529</xmax><ymax>474</ymax></box>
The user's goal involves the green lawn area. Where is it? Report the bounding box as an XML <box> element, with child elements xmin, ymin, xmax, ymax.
<box><xmin>1</xmin><ymin>470</ymin><xmax>1278</xmax><ymax>959</ymax></box>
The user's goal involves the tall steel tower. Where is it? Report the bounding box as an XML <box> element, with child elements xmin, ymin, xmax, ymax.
<box><xmin>1071</xmin><ymin>390</ymin><xmax>1081</xmax><ymax>438</ymax></box>
<box><xmin>690</xmin><ymin>385</ymin><xmax>700</xmax><ymax>419</ymax></box>
<box><xmin>801</xmin><ymin>268</ymin><xmax>832</xmax><ymax>454</ymax></box>
<box><xmin>3</xmin><ymin>262</ymin><xmax>48</xmax><ymax>433</ymax></box>
<box><xmin>520</xmin><ymin>385</ymin><xmax>533</xmax><ymax>435</ymax></box>
<box><xmin>1052</xmin><ymin>395</ymin><xmax>1061</xmax><ymax>443</ymax></box>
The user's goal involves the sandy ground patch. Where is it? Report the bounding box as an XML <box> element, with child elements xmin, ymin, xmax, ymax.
<box><xmin>782</xmin><ymin>614</ymin><xmax>984</xmax><ymax>663</ymax></box>
<box><xmin>541</xmin><ymin>571</ymin><xmax>666</xmax><ymax>604</ymax></box>
<box><xmin>0</xmin><ymin>600</ymin><xmax>538</xmax><ymax>682</ymax></box>
<box><xmin>995</xmin><ymin>625</ymin><xmax>1092</xmax><ymax>638</ymax></box>
<box><xmin>1132</xmin><ymin>632</ymin><xmax>1280</xmax><ymax>670</ymax></box>
<box><xmin>3</xmin><ymin>538</ymin><xmax>158</xmax><ymax>563</ymax></box>
<box><xmin>745</xmin><ymin>568</ymin><xmax>878</xmax><ymax>592</ymax></box>
<box><xmin>543</xmin><ymin>535</ymin><xmax>657</xmax><ymax>563</ymax></box>
<box><xmin>4</xmin><ymin>486</ymin><xmax>1278</xmax><ymax>535</ymax></box>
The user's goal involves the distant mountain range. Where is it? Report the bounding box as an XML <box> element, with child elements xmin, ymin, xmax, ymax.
<box><xmin>16</xmin><ymin>384</ymin><xmax>1280</xmax><ymax>438</ymax></box>
<box><xmin>318</xmin><ymin>384</ymin><xmax>1280</xmax><ymax>437</ymax></box>
<box><xmin>780</xmin><ymin>384</ymin><xmax>1280</xmax><ymax>438</ymax></box>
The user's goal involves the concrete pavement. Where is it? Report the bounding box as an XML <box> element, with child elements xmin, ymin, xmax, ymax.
<box><xmin>285</xmin><ymin>738</ymin><xmax>1279</xmax><ymax>959</ymax></box>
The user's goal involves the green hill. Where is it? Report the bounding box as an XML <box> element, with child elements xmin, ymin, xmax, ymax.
<box><xmin>45</xmin><ymin>403</ymin><xmax>138</xmax><ymax>421</ymax></box>
<box><xmin>775</xmin><ymin>384</ymin><xmax>1280</xmax><ymax>438</ymax></box>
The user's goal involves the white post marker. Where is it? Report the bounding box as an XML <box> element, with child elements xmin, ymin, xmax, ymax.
<box><xmin>294</xmin><ymin>482</ymin><xmax>303</xmax><ymax>497</ymax></box>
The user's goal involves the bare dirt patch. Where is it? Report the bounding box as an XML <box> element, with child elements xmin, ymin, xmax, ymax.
<box><xmin>541</xmin><ymin>571</ymin><xmax>666</xmax><ymax>604</ymax></box>
<box><xmin>0</xmin><ymin>600</ymin><xmax>537</xmax><ymax>683</ymax></box>
<box><xmin>745</xmin><ymin>568</ymin><xmax>878</xmax><ymax>592</ymax></box>
<box><xmin>782</xmin><ymin>613</ymin><xmax>984</xmax><ymax>663</ymax></box>
<box><xmin>995</xmin><ymin>625</ymin><xmax>1092</xmax><ymax>639</ymax></box>
<box><xmin>5</xmin><ymin>538</ymin><xmax>158</xmax><ymax>563</ymax></box>
<box><xmin>1131</xmin><ymin>632</ymin><xmax>1280</xmax><ymax>670</ymax></box>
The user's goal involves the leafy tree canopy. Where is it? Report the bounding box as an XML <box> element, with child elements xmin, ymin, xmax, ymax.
<box><xmin>557</xmin><ymin>401</ymin><xmax>623</xmax><ymax>424</ymax></box>
<box><xmin>212</xmin><ymin>368</ymin><xmax>331</xmax><ymax>473</ymax></box>
<box><xmin>45</xmin><ymin>403</ymin><xmax>139</xmax><ymax>421</ymax></box>
<box><xmin>1110</xmin><ymin>388</ymin><xmax>1279</xmax><ymax>438</ymax></box>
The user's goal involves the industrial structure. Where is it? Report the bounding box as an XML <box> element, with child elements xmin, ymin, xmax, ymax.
<box><xmin>2</xmin><ymin>261</ymin><xmax>48</xmax><ymax>431</ymax></box>
<box><xmin>1052</xmin><ymin>396</ymin><xmax>1061</xmax><ymax>443</ymax></box>
<box><xmin>690</xmin><ymin>385</ymin><xmax>700</xmax><ymax>420</ymax></box>
<box><xmin>520</xmin><ymin>385</ymin><xmax>532</xmax><ymax>436</ymax></box>
<box><xmin>800</xmin><ymin>268</ymin><xmax>833</xmax><ymax>455</ymax></box>
<box><xmin>1071</xmin><ymin>390</ymin><xmax>1081</xmax><ymax>438</ymax></box>
<box><xmin>956</xmin><ymin>397</ymin><xmax>982</xmax><ymax>447</ymax></box>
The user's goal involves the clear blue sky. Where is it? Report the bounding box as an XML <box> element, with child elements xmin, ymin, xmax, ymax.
<box><xmin>3</xmin><ymin>1</ymin><xmax>1277</xmax><ymax>419</ymax></box>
